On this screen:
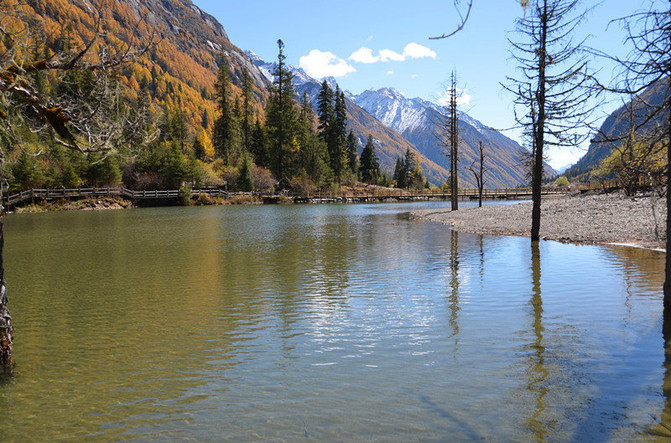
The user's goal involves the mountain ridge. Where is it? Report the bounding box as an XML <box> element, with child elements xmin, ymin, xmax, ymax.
<box><xmin>566</xmin><ymin>79</ymin><xmax>668</xmax><ymax>178</ymax></box>
<box><xmin>247</xmin><ymin>52</ymin><xmax>451</xmax><ymax>185</ymax></box>
<box><xmin>352</xmin><ymin>88</ymin><xmax>557</xmax><ymax>187</ymax></box>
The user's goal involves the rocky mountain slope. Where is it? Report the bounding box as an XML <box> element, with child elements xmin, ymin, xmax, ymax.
<box><xmin>28</xmin><ymin>0</ymin><xmax>269</xmax><ymax>129</ymax></box>
<box><xmin>353</xmin><ymin>88</ymin><xmax>556</xmax><ymax>187</ymax></box>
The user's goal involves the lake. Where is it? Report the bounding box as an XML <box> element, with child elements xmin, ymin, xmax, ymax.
<box><xmin>0</xmin><ymin>201</ymin><xmax>669</xmax><ymax>441</ymax></box>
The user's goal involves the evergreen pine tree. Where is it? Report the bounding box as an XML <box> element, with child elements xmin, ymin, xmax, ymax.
<box><xmin>393</xmin><ymin>156</ymin><xmax>405</xmax><ymax>188</ymax></box>
<box><xmin>85</xmin><ymin>152</ymin><xmax>122</xmax><ymax>187</ymax></box>
<box><xmin>298</xmin><ymin>92</ymin><xmax>314</xmax><ymax>146</ymax></box>
<box><xmin>12</xmin><ymin>150</ymin><xmax>44</xmax><ymax>190</ymax></box>
<box><xmin>237</xmin><ymin>152</ymin><xmax>255</xmax><ymax>192</ymax></box>
<box><xmin>345</xmin><ymin>131</ymin><xmax>358</xmax><ymax>174</ymax></box>
<box><xmin>202</xmin><ymin>109</ymin><xmax>210</xmax><ymax>130</ymax></box>
<box><xmin>250</xmin><ymin>117</ymin><xmax>268</xmax><ymax>167</ymax></box>
<box><xmin>359</xmin><ymin>135</ymin><xmax>380</xmax><ymax>184</ymax></box>
<box><xmin>403</xmin><ymin>149</ymin><xmax>417</xmax><ymax>189</ymax></box>
<box><xmin>297</xmin><ymin>93</ymin><xmax>333</xmax><ymax>186</ymax></box>
<box><xmin>328</xmin><ymin>86</ymin><xmax>347</xmax><ymax>179</ymax></box>
<box><xmin>193</xmin><ymin>137</ymin><xmax>206</xmax><ymax>160</ymax></box>
<box><xmin>265</xmin><ymin>39</ymin><xmax>299</xmax><ymax>185</ymax></box>
<box><xmin>241</xmin><ymin>67</ymin><xmax>253</xmax><ymax>154</ymax></box>
<box><xmin>317</xmin><ymin>80</ymin><xmax>334</xmax><ymax>141</ymax></box>
<box><xmin>168</xmin><ymin>107</ymin><xmax>189</xmax><ymax>150</ymax></box>
<box><xmin>213</xmin><ymin>53</ymin><xmax>239</xmax><ymax>163</ymax></box>
<box><xmin>61</xmin><ymin>163</ymin><xmax>81</xmax><ymax>188</ymax></box>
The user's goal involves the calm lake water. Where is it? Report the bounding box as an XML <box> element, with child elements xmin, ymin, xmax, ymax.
<box><xmin>0</xmin><ymin>201</ymin><xmax>669</xmax><ymax>441</ymax></box>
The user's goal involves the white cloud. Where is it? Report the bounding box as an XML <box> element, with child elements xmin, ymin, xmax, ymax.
<box><xmin>379</xmin><ymin>49</ymin><xmax>405</xmax><ymax>62</ymax></box>
<box><xmin>387</xmin><ymin>70</ymin><xmax>395</xmax><ymax>75</ymax></box>
<box><xmin>456</xmin><ymin>89</ymin><xmax>472</xmax><ymax>106</ymax></box>
<box><xmin>547</xmin><ymin>145</ymin><xmax>583</xmax><ymax>171</ymax></box>
<box><xmin>437</xmin><ymin>88</ymin><xmax>472</xmax><ymax>107</ymax></box>
<box><xmin>411</xmin><ymin>74</ymin><xmax>419</xmax><ymax>79</ymax></box>
<box><xmin>402</xmin><ymin>43</ymin><xmax>437</xmax><ymax>60</ymax></box>
<box><xmin>349</xmin><ymin>47</ymin><xmax>379</xmax><ymax>64</ymax></box>
<box><xmin>299</xmin><ymin>50</ymin><xmax>356</xmax><ymax>79</ymax></box>
<box><xmin>349</xmin><ymin>42</ymin><xmax>437</xmax><ymax>64</ymax></box>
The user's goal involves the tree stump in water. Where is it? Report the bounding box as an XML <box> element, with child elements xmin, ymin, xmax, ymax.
<box><xmin>0</xmin><ymin>279</ymin><xmax>13</xmax><ymax>371</ymax></box>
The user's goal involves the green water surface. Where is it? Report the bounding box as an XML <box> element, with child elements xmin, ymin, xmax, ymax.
<box><xmin>0</xmin><ymin>201</ymin><xmax>669</xmax><ymax>441</ymax></box>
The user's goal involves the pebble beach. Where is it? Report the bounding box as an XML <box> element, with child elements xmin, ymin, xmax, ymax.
<box><xmin>411</xmin><ymin>191</ymin><xmax>667</xmax><ymax>251</ymax></box>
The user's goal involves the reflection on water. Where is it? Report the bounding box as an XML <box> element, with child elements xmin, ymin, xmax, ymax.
<box><xmin>0</xmin><ymin>202</ymin><xmax>668</xmax><ymax>440</ymax></box>
<box><xmin>526</xmin><ymin>242</ymin><xmax>548</xmax><ymax>440</ymax></box>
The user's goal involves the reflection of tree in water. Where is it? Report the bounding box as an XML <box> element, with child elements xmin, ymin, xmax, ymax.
<box><xmin>652</xmin><ymin>317</ymin><xmax>671</xmax><ymax>437</ymax></box>
<box><xmin>479</xmin><ymin>235</ymin><xmax>485</xmax><ymax>284</ymax></box>
<box><xmin>448</xmin><ymin>230</ymin><xmax>461</xmax><ymax>349</ymax></box>
<box><xmin>526</xmin><ymin>241</ymin><xmax>549</xmax><ymax>441</ymax></box>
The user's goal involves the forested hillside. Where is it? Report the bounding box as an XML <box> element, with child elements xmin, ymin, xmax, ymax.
<box><xmin>6</xmin><ymin>0</ymin><xmax>279</xmax><ymax>192</ymax></box>
<box><xmin>7</xmin><ymin>0</ymin><xmax>541</xmax><ymax>195</ymax></box>
<box><xmin>566</xmin><ymin>79</ymin><xmax>668</xmax><ymax>179</ymax></box>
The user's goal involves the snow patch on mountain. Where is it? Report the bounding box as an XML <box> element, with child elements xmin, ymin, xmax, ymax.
<box><xmin>354</xmin><ymin>88</ymin><xmax>430</xmax><ymax>134</ymax></box>
<box><xmin>245</xmin><ymin>51</ymin><xmax>274</xmax><ymax>83</ymax></box>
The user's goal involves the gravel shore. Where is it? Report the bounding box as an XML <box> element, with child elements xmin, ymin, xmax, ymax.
<box><xmin>410</xmin><ymin>191</ymin><xmax>667</xmax><ymax>251</ymax></box>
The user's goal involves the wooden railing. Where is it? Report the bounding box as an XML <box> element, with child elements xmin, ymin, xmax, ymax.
<box><xmin>2</xmin><ymin>185</ymin><xmax>574</xmax><ymax>208</ymax></box>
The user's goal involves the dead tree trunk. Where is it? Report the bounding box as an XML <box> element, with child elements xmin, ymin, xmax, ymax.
<box><xmin>0</xmin><ymin>198</ymin><xmax>13</xmax><ymax>371</ymax></box>
<box><xmin>664</xmin><ymin>75</ymin><xmax>671</xmax><ymax>311</ymax></box>
<box><xmin>530</xmin><ymin>1</ymin><xmax>548</xmax><ymax>242</ymax></box>
<box><xmin>468</xmin><ymin>141</ymin><xmax>487</xmax><ymax>207</ymax></box>
<box><xmin>449</xmin><ymin>71</ymin><xmax>459</xmax><ymax>211</ymax></box>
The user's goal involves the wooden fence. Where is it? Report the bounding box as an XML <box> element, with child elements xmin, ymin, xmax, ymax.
<box><xmin>1</xmin><ymin>185</ymin><xmax>580</xmax><ymax>209</ymax></box>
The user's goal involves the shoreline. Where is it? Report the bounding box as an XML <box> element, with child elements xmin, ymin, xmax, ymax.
<box><xmin>410</xmin><ymin>191</ymin><xmax>667</xmax><ymax>252</ymax></box>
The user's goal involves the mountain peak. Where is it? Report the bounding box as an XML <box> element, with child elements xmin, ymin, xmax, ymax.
<box><xmin>378</xmin><ymin>87</ymin><xmax>405</xmax><ymax>100</ymax></box>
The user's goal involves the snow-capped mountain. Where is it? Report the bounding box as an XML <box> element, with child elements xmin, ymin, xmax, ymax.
<box><xmin>247</xmin><ymin>52</ymin><xmax>451</xmax><ymax>185</ymax></box>
<box><xmin>247</xmin><ymin>52</ymin><xmax>554</xmax><ymax>187</ymax></box>
<box><xmin>353</xmin><ymin>88</ymin><xmax>557</xmax><ymax>187</ymax></box>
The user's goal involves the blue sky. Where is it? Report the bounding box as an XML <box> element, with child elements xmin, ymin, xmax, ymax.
<box><xmin>192</xmin><ymin>0</ymin><xmax>652</xmax><ymax>170</ymax></box>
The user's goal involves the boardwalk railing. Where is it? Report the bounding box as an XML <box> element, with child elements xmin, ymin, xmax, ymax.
<box><xmin>3</xmin><ymin>186</ymin><xmax>574</xmax><ymax>208</ymax></box>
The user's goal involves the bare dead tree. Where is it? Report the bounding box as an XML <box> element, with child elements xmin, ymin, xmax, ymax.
<box><xmin>598</xmin><ymin>1</ymin><xmax>671</xmax><ymax>308</ymax></box>
<box><xmin>595</xmin><ymin>96</ymin><xmax>667</xmax><ymax>195</ymax></box>
<box><xmin>430</xmin><ymin>0</ymin><xmax>473</xmax><ymax>40</ymax></box>
<box><xmin>468</xmin><ymin>141</ymin><xmax>488</xmax><ymax>207</ymax></box>
<box><xmin>448</xmin><ymin>72</ymin><xmax>459</xmax><ymax>210</ymax></box>
<box><xmin>0</xmin><ymin>0</ymin><xmax>156</xmax><ymax>370</ymax></box>
<box><xmin>437</xmin><ymin>71</ymin><xmax>460</xmax><ymax>210</ymax></box>
<box><xmin>431</xmin><ymin>1</ymin><xmax>534</xmax><ymax>40</ymax></box>
<box><xmin>504</xmin><ymin>0</ymin><xmax>595</xmax><ymax>242</ymax></box>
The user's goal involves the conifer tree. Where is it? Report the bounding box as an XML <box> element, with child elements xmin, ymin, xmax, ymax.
<box><xmin>213</xmin><ymin>53</ymin><xmax>240</xmax><ymax>164</ymax></box>
<box><xmin>404</xmin><ymin>149</ymin><xmax>417</xmax><ymax>188</ymax></box>
<box><xmin>193</xmin><ymin>137</ymin><xmax>205</xmax><ymax>160</ymax></box>
<box><xmin>329</xmin><ymin>87</ymin><xmax>348</xmax><ymax>179</ymax></box>
<box><xmin>250</xmin><ymin>117</ymin><xmax>268</xmax><ymax>167</ymax></box>
<box><xmin>505</xmin><ymin>0</ymin><xmax>593</xmax><ymax>241</ymax></box>
<box><xmin>168</xmin><ymin>107</ymin><xmax>189</xmax><ymax>150</ymax></box>
<box><xmin>445</xmin><ymin>71</ymin><xmax>459</xmax><ymax>210</ymax></box>
<box><xmin>317</xmin><ymin>80</ymin><xmax>334</xmax><ymax>141</ymax></box>
<box><xmin>237</xmin><ymin>152</ymin><xmax>255</xmax><ymax>191</ymax></box>
<box><xmin>241</xmin><ymin>67</ymin><xmax>253</xmax><ymax>154</ymax></box>
<box><xmin>298</xmin><ymin>92</ymin><xmax>314</xmax><ymax>144</ymax></box>
<box><xmin>297</xmin><ymin>93</ymin><xmax>333</xmax><ymax>186</ymax></box>
<box><xmin>393</xmin><ymin>156</ymin><xmax>406</xmax><ymax>188</ymax></box>
<box><xmin>359</xmin><ymin>135</ymin><xmax>380</xmax><ymax>184</ymax></box>
<box><xmin>202</xmin><ymin>109</ymin><xmax>210</xmax><ymax>130</ymax></box>
<box><xmin>345</xmin><ymin>131</ymin><xmax>359</xmax><ymax>174</ymax></box>
<box><xmin>265</xmin><ymin>39</ymin><xmax>299</xmax><ymax>185</ymax></box>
